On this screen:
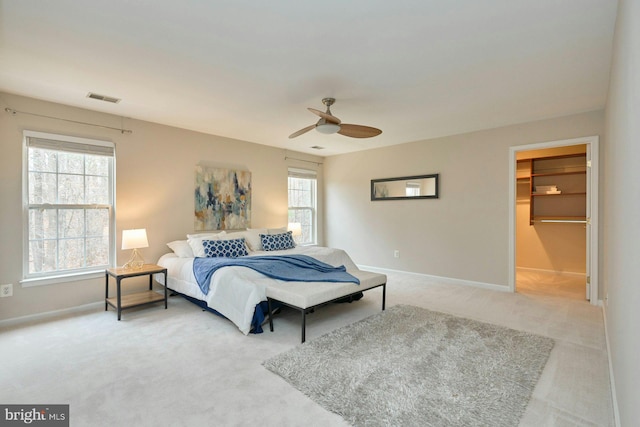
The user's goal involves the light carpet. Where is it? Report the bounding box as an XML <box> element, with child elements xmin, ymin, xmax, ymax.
<box><xmin>263</xmin><ymin>304</ymin><xmax>555</xmax><ymax>427</ymax></box>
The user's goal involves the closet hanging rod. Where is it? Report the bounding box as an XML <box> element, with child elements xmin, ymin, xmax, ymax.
<box><xmin>5</xmin><ymin>108</ymin><xmax>133</xmax><ymax>134</ymax></box>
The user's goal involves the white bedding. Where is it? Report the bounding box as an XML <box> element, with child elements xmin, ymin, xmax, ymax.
<box><xmin>156</xmin><ymin>246</ymin><xmax>359</xmax><ymax>335</ymax></box>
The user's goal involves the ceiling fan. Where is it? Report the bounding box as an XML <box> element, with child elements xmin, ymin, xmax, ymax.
<box><xmin>289</xmin><ymin>98</ymin><xmax>382</xmax><ymax>139</ymax></box>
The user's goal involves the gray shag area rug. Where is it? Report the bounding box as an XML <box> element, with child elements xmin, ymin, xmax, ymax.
<box><xmin>263</xmin><ymin>304</ymin><xmax>554</xmax><ymax>427</ymax></box>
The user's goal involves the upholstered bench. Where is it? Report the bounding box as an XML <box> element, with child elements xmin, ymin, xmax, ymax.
<box><xmin>265</xmin><ymin>270</ymin><xmax>387</xmax><ymax>343</ymax></box>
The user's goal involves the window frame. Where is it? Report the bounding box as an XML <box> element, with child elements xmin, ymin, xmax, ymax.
<box><xmin>21</xmin><ymin>131</ymin><xmax>116</xmax><ymax>287</ymax></box>
<box><xmin>288</xmin><ymin>168</ymin><xmax>317</xmax><ymax>246</ymax></box>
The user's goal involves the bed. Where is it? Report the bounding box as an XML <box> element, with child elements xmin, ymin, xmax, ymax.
<box><xmin>156</xmin><ymin>228</ymin><xmax>375</xmax><ymax>335</ymax></box>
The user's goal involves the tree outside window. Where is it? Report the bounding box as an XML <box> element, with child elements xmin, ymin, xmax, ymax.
<box><xmin>288</xmin><ymin>169</ymin><xmax>317</xmax><ymax>245</ymax></box>
<box><xmin>25</xmin><ymin>132</ymin><xmax>115</xmax><ymax>278</ymax></box>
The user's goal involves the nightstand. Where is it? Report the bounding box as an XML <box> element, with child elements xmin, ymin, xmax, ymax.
<box><xmin>105</xmin><ymin>264</ymin><xmax>168</xmax><ymax>320</ymax></box>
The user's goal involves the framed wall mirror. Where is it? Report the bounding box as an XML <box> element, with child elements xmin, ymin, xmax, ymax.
<box><xmin>371</xmin><ymin>173</ymin><xmax>439</xmax><ymax>201</ymax></box>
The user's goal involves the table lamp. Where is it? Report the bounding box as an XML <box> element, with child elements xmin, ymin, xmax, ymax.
<box><xmin>122</xmin><ymin>228</ymin><xmax>148</xmax><ymax>269</ymax></box>
<box><xmin>288</xmin><ymin>222</ymin><xmax>302</xmax><ymax>241</ymax></box>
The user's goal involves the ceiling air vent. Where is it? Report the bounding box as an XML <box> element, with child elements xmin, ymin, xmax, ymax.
<box><xmin>87</xmin><ymin>92</ymin><xmax>121</xmax><ymax>104</ymax></box>
<box><xmin>310</xmin><ymin>146</ymin><xmax>325</xmax><ymax>150</ymax></box>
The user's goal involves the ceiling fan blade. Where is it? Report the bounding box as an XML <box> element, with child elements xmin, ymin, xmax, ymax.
<box><xmin>307</xmin><ymin>108</ymin><xmax>341</xmax><ymax>124</ymax></box>
<box><xmin>288</xmin><ymin>124</ymin><xmax>316</xmax><ymax>139</ymax></box>
<box><xmin>337</xmin><ymin>124</ymin><xmax>382</xmax><ymax>138</ymax></box>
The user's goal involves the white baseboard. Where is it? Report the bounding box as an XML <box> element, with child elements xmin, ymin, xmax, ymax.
<box><xmin>357</xmin><ymin>265</ymin><xmax>510</xmax><ymax>293</ymax></box>
<box><xmin>602</xmin><ymin>304</ymin><xmax>621</xmax><ymax>427</ymax></box>
<box><xmin>0</xmin><ymin>301</ymin><xmax>103</xmax><ymax>329</ymax></box>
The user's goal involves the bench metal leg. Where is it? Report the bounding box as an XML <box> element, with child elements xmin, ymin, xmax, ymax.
<box><xmin>301</xmin><ymin>309</ymin><xmax>306</xmax><ymax>343</ymax></box>
<box><xmin>382</xmin><ymin>283</ymin><xmax>386</xmax><ymax>310</ymax></box>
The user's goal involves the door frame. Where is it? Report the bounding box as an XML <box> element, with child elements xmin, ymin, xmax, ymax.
<box><xmin>508</xmin><ymin>135</ymin><xmax>599</xmax><ymax>305</ymax></box>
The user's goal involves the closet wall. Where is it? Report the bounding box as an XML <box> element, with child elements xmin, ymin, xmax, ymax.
<box><xmin>516</xmin><ymin>145</ymin><xmax>587</xmax><ymax>274</ymax></box>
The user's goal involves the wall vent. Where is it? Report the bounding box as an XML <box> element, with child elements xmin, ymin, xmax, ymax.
<box><xmin>87</xmin><ymin>92</ymin><xmax>121</xmax><ymax>104</ymax></box>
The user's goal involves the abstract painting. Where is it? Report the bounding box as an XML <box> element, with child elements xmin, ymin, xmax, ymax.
<box><xmin>194</xmin><ymin>166</ymin><xmax>251</xmax><ymax>231</ymax></box>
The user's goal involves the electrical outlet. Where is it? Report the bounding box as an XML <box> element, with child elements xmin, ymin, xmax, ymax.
<box><xmin>0</xmin><ymin>284</ymin><xmax>13</xmax><ymax>297</ymax></box>
<box><xmin>394</xmin><ymin>250</ymin><xmax>400</xmax><ymax>258</ymax></box>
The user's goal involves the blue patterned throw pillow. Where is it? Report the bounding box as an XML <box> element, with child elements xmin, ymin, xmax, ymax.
<box><xmin>260</xmin><ymin>231</ymin><xmax>296</xmax><ymax>251</ymax></box>
<box><xmin>202</xmin><ymin>238</ymin><xmax>249</xmax><ymax>258</ymax></box>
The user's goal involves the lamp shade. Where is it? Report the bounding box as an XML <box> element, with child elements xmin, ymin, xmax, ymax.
<box><xmin>122</xmin><ymin>229</ymin><xmax>149</xmax><ymax>250</ymax></box>
<box><xmin>288</xmin><ymin>222</ymin><xmax>302</xmax><ymax>237</ymax></box>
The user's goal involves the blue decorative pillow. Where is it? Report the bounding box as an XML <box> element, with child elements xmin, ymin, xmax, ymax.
<box><xmin>202</xmin><ymin>238</ymin><xmax>248</xmax><ymax>258</ymax></box>
<box><xmin>260</xmin><ymin>231</ymin><xmax>296</xmax><ymax>251</ymax></box>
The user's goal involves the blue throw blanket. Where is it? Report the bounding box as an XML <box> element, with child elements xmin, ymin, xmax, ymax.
<box><xmin>193</xmin><ymin>255</ymin><xmax>360</xmax><ymax>294</ymax></box>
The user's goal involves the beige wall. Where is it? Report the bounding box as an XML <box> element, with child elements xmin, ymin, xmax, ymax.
<box><xmin>323</xmin><ymin>110</ymin><xmax>604</xmax><ymax>287</ymax></box>
<box><xmin>515</xmin><ymin>205</ymin><xmax>586</xmax><ymax>274</ymax></box>
<box><xmin>0</xmin><ymin>92</ymin><xmax>322</xmax><ymax>321</ymax></box>
<box><xmin>603</xmin><ymin>0</ymin><xmax>639</xmax><ymax>424</ymax></box>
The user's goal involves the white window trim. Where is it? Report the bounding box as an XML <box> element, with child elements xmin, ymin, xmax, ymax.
<box><xmin>20</xmin><ymin>270</ymin><xmax>106</xmax><ymax>288</ymax></box>
<box><xmin>288</xmin><ymin>168</ymin><xmax>317</xmax><ymax>246</ymax></box>
<box><xmin>22</xmin><ymin>131</ymin><xmax>116</xmax><ymax>287</ymax></box>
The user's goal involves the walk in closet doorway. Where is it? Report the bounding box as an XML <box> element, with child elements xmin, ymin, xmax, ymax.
<box><xmin>508</xmin><ymin>136</ymin><xmax>599</xmax><ymax>305</ymax></box>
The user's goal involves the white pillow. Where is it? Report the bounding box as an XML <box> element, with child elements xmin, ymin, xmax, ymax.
<box><xmin>222</xmin><ymin>231</ymin><xmax>244</xmax><ymax>239</ymax></box>
<box><xmin>244</xmin><ymin>228</ymin><xmax>267</xmax><ymax>251</ymax></box>
<box><xmin>166</xmin><ymin>240</ymin><xmax>194</xmax><ymax>258</ymax></box>
<box><xmin>187</xmin><ymin>231</ymin><xmax>227</xmax><ymax>257</ymax></box>
<box><xmin>241</xmin><ymin>228</ymin><xmax>286</xmax><ymax>251</ymax></box>
<box><xmin>268</xmin><ymin>227</ymin><xmax>287</xmax><ymax>235</ymax></box>
<box><xmin>187</xmin><ymin>231</ymin><xmax>226</xmax><ymax>239</ymax></box>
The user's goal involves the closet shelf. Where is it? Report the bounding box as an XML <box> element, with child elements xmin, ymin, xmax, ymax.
<box><xmin>531</xmin><ymin>192</ymin><xmax>586</xmax><ymax>197</ymax></box>
<box><xmin>532</xmin><ymin>216</ymin><xmax>587</xmax><ymax>224</ymax></box>
<box><xmin>531</xmin><ymin>170</ymin><xmax>586</xmax><ymax>177</ymax></box>
<box><xmin>521</xmin><ymin>152</ymin><xmax>587</xmax><ymax>226</ymax></box>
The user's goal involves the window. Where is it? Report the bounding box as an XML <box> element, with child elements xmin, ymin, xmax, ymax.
<box><xmin>24</xmin><ymin>131</ymin><xmax>115</xmax><ymax>281</ymax></box>
<box><xmin>288</xmin><ymin>168</ymin><xmax>317</xmax><ymax>245</ymax></box>
<box><xmin>406</xmin><ymin>181</ymin><xmax>421</xmax><ymax>197</ymax></box>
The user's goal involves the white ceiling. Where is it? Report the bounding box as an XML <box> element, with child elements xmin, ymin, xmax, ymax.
<box><xmin>0</xmin><ymin>1</ymin><xmax>618</xmax><ymax>156</ymax></box>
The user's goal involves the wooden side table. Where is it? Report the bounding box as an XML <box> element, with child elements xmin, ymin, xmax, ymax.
<box><xmin>105</xmin><ymin>264</ymin><xmax>168</xmax><ymax>320</ymax></box>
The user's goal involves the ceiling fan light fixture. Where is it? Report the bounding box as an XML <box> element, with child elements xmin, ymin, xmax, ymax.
<box><xmin>315</xmin><ymin>123</ymin><xmax>341</xmax><ymax>134</ymax></box>
<box><xmin>289</xmin><ymin>98</ymin><xmax>381</xmax><ymax>139</ymax></box>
